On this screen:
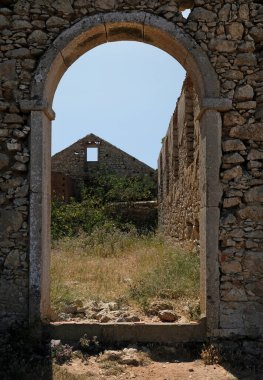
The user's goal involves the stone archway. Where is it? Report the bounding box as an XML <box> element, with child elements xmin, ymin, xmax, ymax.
<box><xmin>28</xmin><ymin>11</ymin><xmax>231</xmax><ymax>337</ymax></box>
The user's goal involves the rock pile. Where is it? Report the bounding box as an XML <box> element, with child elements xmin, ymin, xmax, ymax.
<box><xmin>52</xmin><ymin>299</ymin><xmax>181</xmax><ymax>324</ymax></box>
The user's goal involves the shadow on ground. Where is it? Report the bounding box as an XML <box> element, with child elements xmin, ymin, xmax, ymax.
<box><xmin>1</xmin><ymin>328</ymin><xmax>263</xmax><ymax>380</ymax></box>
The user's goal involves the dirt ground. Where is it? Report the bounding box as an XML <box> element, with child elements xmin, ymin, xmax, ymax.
<box><xmin>56</xmin><ymin>355</ymin><xmax>260</xmax><ymax>380</ymax></box>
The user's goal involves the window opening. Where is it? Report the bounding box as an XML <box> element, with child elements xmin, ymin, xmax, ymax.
<box><xmin>86</xmin><ymin>147</ymin><xmax>99</xmax><ymax>162</ymax></box>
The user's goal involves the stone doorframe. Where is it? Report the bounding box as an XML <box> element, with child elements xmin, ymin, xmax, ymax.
<box><xmin>27</xmin><ymin>11</ymin><xmax>232</xmax><ymax>337</ymax></box>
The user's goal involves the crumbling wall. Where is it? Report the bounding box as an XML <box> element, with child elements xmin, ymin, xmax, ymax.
<box><xmin>158</xmin><ymin>77</ymin><xmax>200</xmax><ymax>242</ymax></box>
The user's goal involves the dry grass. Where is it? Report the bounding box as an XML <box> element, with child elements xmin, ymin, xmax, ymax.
<box><xmin>50</xmin><ymin>228</ymin><xmax>200</xmax><ymax>316</ymax></box>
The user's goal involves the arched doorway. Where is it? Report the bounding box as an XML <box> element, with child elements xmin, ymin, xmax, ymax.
<box><xmin>28</xmin><ymin>11</ymin><xmax>230</xmax><ymax>337</ymax></box>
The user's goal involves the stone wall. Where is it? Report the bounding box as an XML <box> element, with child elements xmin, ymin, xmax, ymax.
<box><xmin>106</xmin><ymin>200</ymin><xmax>158</xmax><ymax>230</ymax></box>
<box><xmin>0</xmin><ymin>0</ymin><xmax>263</xmax><ymax>340</ymax></box>
<box><xmin>158</xmin><ymin>76</ymin><xmax>200</xmax><ymax>242</ymax></box>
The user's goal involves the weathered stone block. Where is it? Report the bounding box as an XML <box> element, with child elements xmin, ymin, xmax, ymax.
<box><xmin>239</xmin><ymin>4</ymin><xmax>249</xmax><ymax>21</ymax></box>
<box><xmin>46</xmin><ymin>16</ymin><xmax>68</xmax><ymax>29</ymax></box>
<box><xmin>6</xmin><ymin>48</ymin><xmax>31</xmax><ymax>59</ymax></box>
<box><xmin>0</xmin><ymin>60</ymin><xmax>16</xmax><ymax>81</ymax></box>
<box><xmin>96</xmin><ymin>0</ymin><xmax>116</xmax><ymax>10</ymax></box>
<box><xmin>223</xmin><ymin>197</ymin><xmax>241</xmax><ymax>208</ymax></box>
<box><xmin>218</xmin><ymin>4</ymin><xmax>231</xmax><ymax>21</ymax></box>
<box><xmin>209</xmin><ymin>39</ymin><xmax>236</xmax><ymax>53</ymax></box>
<box><xmin>13</xmin><ymin>20</ymin><xmax>32</xmax><ymax>30</ymax></box>
<box><xmin>223</xmin><ymin>111</ymin><xmax>245</xmax><ymax>127</ymax></box>
<box><xmin>238</xmin><ymin>206</ymin><xmax>263</xmax><ymax>221</ymax></box>
<box><xmin>243</xmin><ymin>252</ymin><xmax>263</xmax><ymax>275</ymax></box>
<box><xmin>222</xmin><ymin>287</ymin><xmax>247</xmax><ymax>302</ymax></box>
<box><xmin>244</xmin><ymin>186</ymin><xmax>263</xmax><ymax>203</ymax></box>
<box><xmin>28</xmin><ymin>30</ymin><xmax>48</xmax><ymax>45</ymax></box>
<box><xmin>222</xmin><ymin>166</ymin><xmax>242</xmax><ymax>181</ymax></box>
<box><xmin>221</xmin><ymin>260</ymin><xmax>242</xmax><ymax>274</ymax></box>
<box><xmin>0</xmin><ymin>210</ymin><xmax>23</xmax><ymax>234</ymax></box>
<box><xmin>189</xmin><ymin>7</ymin><xmax>216</xmax><ymax>22</ymax></box>
<box><xmin>222</xmin><ymin>70</ymin><xmax>243</xmax><ymax>81</ymax></box>
<box><xmin>245</xmin><ymin>282</ymin><xmax>263</xmax><ymax>298</ymax></box>
<box><xmin>230</xmin><ymin>124</ymin><xmax>263</xmax><ymax>141</ymax></box>
<box><xmin>0</xmin><ymin>14</ymin><xmax>9</xmax><ymax>29</ymax></box>
<box><xmin>4</xmin><ymin>114</ymin><xmax>23</xmax><ymax>124</ymax></box>
<box><xmin>234</xmin><ymin>84</ymin><xmax>254</xmax><ymax>102</ymax></box>
<box><xmin>223</xmin><ymin>153</ymin><xmax>245</xmax><ymax>165</ymax></box>
<box><xmin>236</xmin><ymin>101</ymin><xmax>256</xmax><ymax>110</ymax></box>
<box><xmin>13</xmin><ymin>0</ymin><xmax>30</xmax><ymax>15</ymax></box>
<box><xmin>4</xmin><ymin>250</ymin><xmax>20</xmax><ymax>268</ymax></box>
<box><xmin>247</xmin><ymin>149</ymin><xmax>263</xmax><ymax>161</ymax></box>
<box><xmin>226</xmin><ymin>22</ymin><xmax>244</xmax><ymax>40</ymax></box>
<box><xmin>0</xmin><ymin>153</ymin><xmax>9</xmax><ymax>170</ymax></box>
<box><xmin>248</xmin><ymin>161</ymin><xmax>262</xmax><ymax>169</ymax></box>
<box><xmin>52</xmin><ymin>0</ymin><xmax>74</xmax><ymax>14</ymax></box>
<box><xmin>249</xmin><ymin>27</ymin><xmax>263</xmax><ymax>43</ymax></box>
<box><xmin>238</xmin><ymin>41</ymin><xmax>255</xmax><ymax>53</ymax></box>
<box><xmin>235</xmin><ymin>53</ymin><xmax>257</xmax><ymax>67</ymax></box>
<box><xmin>12</xmin><ymin>162</ymin><xmax>27</xmax><ymax>172</ymax></box>
<box><xmin>222</xmin><ymin>139</ymin><xmax>246</xmax><ymax>152</ymax></box>
<box><xmin>15</xmin><ymin>184</ymin><xmax>29</xmax><ymax>198</ymax></box>
<box><xmin>6</xmin><ymin>142</ymin><xmax>21</xmax><ymax>151</ymax></box>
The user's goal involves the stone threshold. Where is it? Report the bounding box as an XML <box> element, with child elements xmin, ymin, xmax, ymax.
<box><xmin>43</xmin><ymin>319</ymin><xmax>206</xmax><ymax>344</ymax></box>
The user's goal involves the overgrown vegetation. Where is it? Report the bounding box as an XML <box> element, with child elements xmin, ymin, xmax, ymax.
<box><xmin>85</xmin><ymin>172</ymin><xmax>157</xmax><ymax>203</ymax></box>
<box><xmin>51</xmin><ymin>228</ymin><xmax>200</xmax><ymax>317</ymax></box>
<box><xmin>51</xmin><ymin>172</ymin><xmax>199</xmax><ymax>320</ymax></box>
<box><xmin>51</xmin><ymin>173</ymin><xmax>157</xmax><ymax>240</ymax></box>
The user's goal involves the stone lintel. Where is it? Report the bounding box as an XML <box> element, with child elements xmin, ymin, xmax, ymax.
<box><xmin>197</xmin><ymin>98</ymin><xmax>232</xmax><ymax>120</ymax></box>
<box><xmin>20</xmin><ymin>100</ymin><xmax>56</xmax><ymax>121</ymax></box>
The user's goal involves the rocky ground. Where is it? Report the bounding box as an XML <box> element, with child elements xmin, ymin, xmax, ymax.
<box><xmin>1</xmin><ymin>332</ymin><xmax>262</xmax><ymax>379</ymax></box>
<box><xmin>57</xmin><ymin>358</ymin><xmax>239</xmax><ymax>380</ymax></box>
<box><xmin>51</xmin><ymin>299</ymin><xmax>199</xmax><ymax>324</ymax></box>
<box><xmin>53</xmin><ymin>344</ymin><xmax>257</xmax><ymax>380</ymax></box>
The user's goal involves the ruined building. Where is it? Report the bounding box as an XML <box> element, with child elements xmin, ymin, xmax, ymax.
<box><xmin>0</xmin><ymin>0</ymin><xmax>263</xmax><ymax>344</ymax></box>
<box><xmin>51</xmin><ymin>133</ymin><xmax>156</xmax><ymax>200</ymax></box>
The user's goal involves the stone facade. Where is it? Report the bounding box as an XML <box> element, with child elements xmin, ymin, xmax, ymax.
<box><xmin>51</xmin><ymin>133</ymin><xmax>156</xmax><ymax>199</ymax></box>
<box><xmin>158</xmin><ymin>76</ymin><xmax>200</xmax><ymax>242</ymax></box>
<box><xmin>0</xmin><ymin>0</ymin><xmax>263</xmax><ymax>341</ymax></box>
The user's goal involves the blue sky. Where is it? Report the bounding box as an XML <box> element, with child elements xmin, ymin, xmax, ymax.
<box><xmin>52</xmin><ymin>41</ymin><xmax>186</xmax><ymax>169</ymax></box>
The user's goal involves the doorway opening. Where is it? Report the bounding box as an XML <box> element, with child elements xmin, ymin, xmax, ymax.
<box><xmin>29</xmin><ymin>12</ymin><xmax>222</xmax><ymax>339</ymax></box>
<box><xmin>50</xmin><ymin>41</ymin><xmax>200</xmax><ymax>325</ymax></box>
